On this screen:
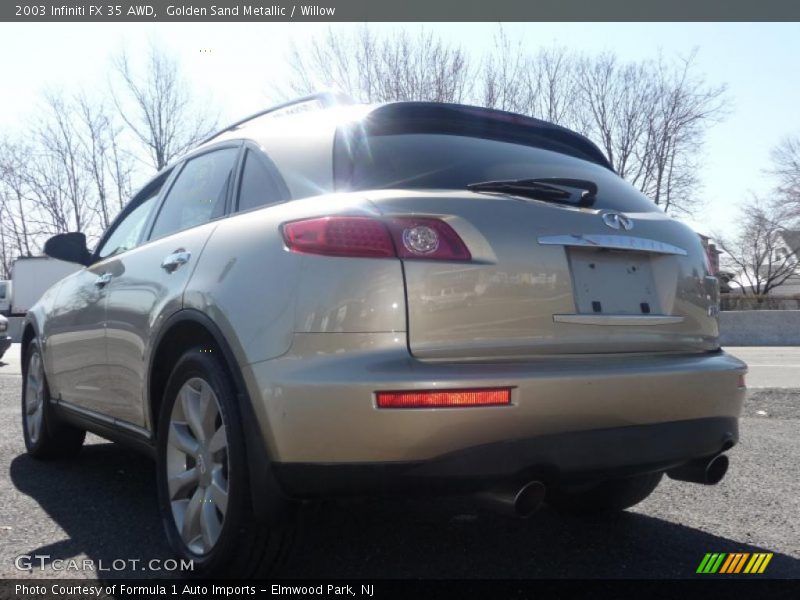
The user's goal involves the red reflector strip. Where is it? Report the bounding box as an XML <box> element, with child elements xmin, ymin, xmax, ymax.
<box><xmin>376</xmin><ymin>388</ymin><xmax>512</xmax><ymax>409</ymax></box>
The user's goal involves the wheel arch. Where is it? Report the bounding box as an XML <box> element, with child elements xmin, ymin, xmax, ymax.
<box><xmin>148</xmin><ymin>309</ymin><xmax>289</xmax><ymax>522</ymax></box>
<box><xmin>20</xmin><ymin>319</ymin><xmax>39</xmax><ymax>378</ymax></box>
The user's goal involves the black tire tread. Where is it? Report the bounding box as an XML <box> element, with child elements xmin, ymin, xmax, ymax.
<box><xmin>22</xmin><ymin>342</ymin><xmax>85</xmax><ymax>460</ymax></box>
<box><xmin>155</xmin><ymin>346</ymin><xmax>295</xmax><ymax>578</ymax></box>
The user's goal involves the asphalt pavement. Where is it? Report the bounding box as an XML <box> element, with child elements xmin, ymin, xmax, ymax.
<box><xmin>726</xmin><ymin>347</ymin><xmax>800</xmax><ymax>389</ymax></box>
<box><xmin>0</xmin><ymin>343</ymin><xmax>798</xmax><ymax>579</ymax></box>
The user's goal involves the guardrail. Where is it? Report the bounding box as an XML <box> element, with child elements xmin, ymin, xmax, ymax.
<box><xmin>720</xmin><ymin>295</ymin><xmax>800</xmax><ymax>311</ymax></box>
<box><xmin>719</xmin><ymin>310</ymin><xmax>800</xmax><ymax>346</ymax></box>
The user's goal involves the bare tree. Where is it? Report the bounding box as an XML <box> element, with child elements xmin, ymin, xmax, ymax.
<box><xmin>0</xmin><ymin>139</ymin><xmax>37</xmax><ymax>259</ymax></box>
<box><xmin>575</xmin><ymin>54</ymin><xmax>653</xmax><ymax>181</ymax></box>
<box><xmin>769</xmin><ymin>135</ymin><xmax>800</xmax><ymax>215</ymax></box>
<box><xmin>1</xmin><ymin>42</ymin><xmax>216</xmax><ymax>263</ymax></box>
<box><xmin>481</xmin><ymin>27</ymin><xmax>529</xmax><ymax>113</ymax></box>
<box><xmin>287</xmin><ymin>26</ymin><xmax>472</xmax><ymax>103</ymax></box>
<box><xmin>107</xmin><ymin>125</ymin><xmax>135</xmax><ymax>213</ymax></box>
<box><xmin>75</xmin><ymin>94</ymin><xmax>135</xmax><ymax>229</ymax></box>
<box><xmin>0</xmin><ymin>202</ymin><xmax>10</xmax><ymax>278</ymax></box>
<box><xmin>112</xmin><ymin>42</ymin><xmax>217</xmax><ymax>170</ymax></box>
<box><xmin>716</xmin><ymin>197</ymin><xmax>800</xmax><ymax>295</ymax></box>
<box><xmin>32</xmin><ymin>93</ymin><xmax>95</xmax><ymax>234</ymax></box>
<box><xmin>635</xmin><ymin>53</ymin><xmax>728</xmax><ymax>215</ymax></box>
<box><xmin>76</xmin><ymin>94</ymin><xmax>112</xmax><ymax>229</ymax></box>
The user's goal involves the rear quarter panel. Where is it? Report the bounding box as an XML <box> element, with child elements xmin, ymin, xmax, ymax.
<box><xmin>183</xmin><ymin>192</ymin><xmax>407</xmax><ymax>368</ymax></box>
<box><xmin>184</xmin><ymin>193</ymin><xmax>408</xmax><ymax>458</ymax></box>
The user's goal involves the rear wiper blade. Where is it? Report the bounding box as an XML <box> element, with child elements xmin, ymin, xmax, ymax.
<box><xmin>467</xmin><ymin>177</ymin><xmax>598</xmax><ymax>207</ymax></box>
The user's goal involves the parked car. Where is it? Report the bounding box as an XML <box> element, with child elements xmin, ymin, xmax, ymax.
<box><xmin>0</xmin><ymin>315</ymin><xmax>10</xmax><ymax>359</ymax></box>
<box><xmin>21</xmin><ymin>96</ymin><xmax>747</xmax><ymax>577</ymax></box>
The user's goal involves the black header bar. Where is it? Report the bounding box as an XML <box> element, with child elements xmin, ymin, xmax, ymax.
<box><xmin>4</xmin><ymin>0</ymin><xmax>800</xmax><ymax>22</ymax></box>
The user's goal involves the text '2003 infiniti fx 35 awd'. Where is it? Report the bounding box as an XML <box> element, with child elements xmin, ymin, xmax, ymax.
<box><xmin>21</xmin><ymin>95</ymin><xmax>746</xmax><ymax>576</ymax></box>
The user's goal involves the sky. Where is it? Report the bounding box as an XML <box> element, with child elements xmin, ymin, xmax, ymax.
<box><xmin>1</xmin><ymin>22</ymin><xmax>799</xmax><ymax>239</ymax></box>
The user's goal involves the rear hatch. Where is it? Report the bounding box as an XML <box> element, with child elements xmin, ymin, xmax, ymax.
<box><xmin>370</xmin><ymin>190</ymin><xmax>718</xmax><ymax>359</ymax></box>
<box><xmin>337</xmin><ymin>103</ymin><xmax>719</xmax><ymax>359</ymax></box>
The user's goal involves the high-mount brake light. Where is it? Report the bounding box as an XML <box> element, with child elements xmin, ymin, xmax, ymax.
<box><xmin>282</xmin><ymin>216</ymin><xmax>471</xmax><ymax>261</ymax></box>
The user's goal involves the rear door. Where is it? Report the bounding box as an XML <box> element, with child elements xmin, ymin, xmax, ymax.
<box><xmin>103</xmin><ymin>144</ymin><xmax>241</xmax><ymax>429</ymax></box>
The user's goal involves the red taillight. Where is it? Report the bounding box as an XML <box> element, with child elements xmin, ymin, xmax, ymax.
<box><xmin>282</xmin><ymin>216</ymin><xmax>471</xmax><ymax>261</ymax></box>
<box><xmin>737</xmin><ymin>374</ymin><xmax>746</xmax><ymax>388</ymax></box>
<box><xmin>282</xmin><ymin>216</ymin><xmax>395</xmax><ymax>257</ymax></box>
<box><xmin>376</xmin><ymin>388</ymin><xmax>512</xmax><ymax>409</ymax></box>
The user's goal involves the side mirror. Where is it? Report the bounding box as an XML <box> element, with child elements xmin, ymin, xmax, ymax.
<box><xmin>43</xmin><ymin>232</ymin><xmax>92</xmax><ymax>266</ymax></box>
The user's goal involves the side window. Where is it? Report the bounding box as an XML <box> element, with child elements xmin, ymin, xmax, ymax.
<box><xmin>96</xmin><ymin>193</ymin><xmax>160</xmax><ymax>260</ymax></box>
<box><xmin>236</xmin><ymin>150</ymin><xmax>289</xmax><ymax>212</ymax></box>
<box><xmin>150</xmin><ymin>147</ymin><xmax>239</xmax><ymax>240</ymax></box>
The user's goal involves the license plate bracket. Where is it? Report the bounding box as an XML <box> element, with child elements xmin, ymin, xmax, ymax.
<box><xmin>567</xmin><ymin>247</ymin><xmax>660</xmax><ymax>315</ymax></box>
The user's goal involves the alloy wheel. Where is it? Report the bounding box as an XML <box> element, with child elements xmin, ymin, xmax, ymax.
<box><xmin>166</xmin><ymin>377</ymin><xmax>230</xmax><ymax>555</ymax></box>
<box><xmin>24</xmin><ymin>351</ymin><xmax>45</xmax><ymax>444</ymax></box>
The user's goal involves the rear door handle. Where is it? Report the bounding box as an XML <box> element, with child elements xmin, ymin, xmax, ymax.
<box><xmin>161</xmin><ymin>249</ymin><xmax>191</xmax><ymax>273</ymax></box>
<box><xmin>94</xmin><ymin>272</ymin><xmax>113</xmax><ymax>287</ymax></box>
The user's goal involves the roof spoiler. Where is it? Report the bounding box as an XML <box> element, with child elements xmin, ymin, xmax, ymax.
<box><xmin>199</xmin><ymin>92</ymin><xmax>354</xmax><ymax>146</ymax></box>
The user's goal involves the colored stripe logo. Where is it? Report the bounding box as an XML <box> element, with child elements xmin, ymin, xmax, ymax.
<box><xmin>697</xmin><ymin>552</ymin><xmax>773</xmax><ymax>574</ymax></box>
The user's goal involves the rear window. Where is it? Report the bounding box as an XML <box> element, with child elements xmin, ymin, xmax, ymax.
<box><xmin>340</xmin><ymin>133</ymin><xmax>658</xmax><ymax>213</ymax></box>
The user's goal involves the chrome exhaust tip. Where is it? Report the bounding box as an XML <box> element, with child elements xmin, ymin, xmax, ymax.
<box><xmin>667</xmin><ymin>454</ymin><xmax>729</xmax><ymax>485</ymax></box>
<box><xmin>477</xmin><ymin>480</ymin><xmax>546</xmax><ymax>518</ymax></box>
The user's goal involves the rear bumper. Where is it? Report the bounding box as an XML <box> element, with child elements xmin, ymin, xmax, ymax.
<box><xmin>274</xmin><ymin>417</ymin><xmax>738</xmax><ymax>496</ymax></box>
<box><xmin>243</xmin><ymin>333</ymin><xmax>746</xmax><ymax>486</ymax></box>
<box><xmin>0</xmin><ymin>336</ymin><xmax>11</xmax><ymax>358</ymax></box>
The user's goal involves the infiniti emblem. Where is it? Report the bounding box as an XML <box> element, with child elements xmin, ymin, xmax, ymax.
<box><xmin>602</xmin><ymin>212</ymin><xmax>634</xmax><ymax>231</ymax></box>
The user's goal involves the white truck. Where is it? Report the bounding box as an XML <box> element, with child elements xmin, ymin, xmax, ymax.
<box><xmin>9</xmin><ymin>256</ymin><xmax>82</xmax><ymax>316</ymax></box>
<box><xmin>0</xmin><ymin>280</ymin><xmax>10</xmax><ymax>315</ymax></box>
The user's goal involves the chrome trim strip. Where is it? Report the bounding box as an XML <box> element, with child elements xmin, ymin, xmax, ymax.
<box><xmin>538</xmin><ymin>234</ymin><xmax>688</xmax><ymax>256</ymax></box>
<box><xmin>553</xmin><ymin>314</ymin><xmax>685</xmax><ymax>326</ymax></box>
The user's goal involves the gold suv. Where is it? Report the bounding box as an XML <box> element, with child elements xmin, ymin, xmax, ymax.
<box><xmin>22</xmin><ymin>96</ymin><xmax>746</xmax><ymax>576</ymax></box>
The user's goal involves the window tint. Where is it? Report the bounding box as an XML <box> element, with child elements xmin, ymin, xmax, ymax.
<box><xmin>97</xmin><ymin>193</ymin><xmax>159</xmax><ymax>259</ymax></box>
<box><xmin>236</xmin><ymin>150</ymin><xmax>288</xmax><ymax>212</ymax></box>
<box><xmin>150</xmin><ymin>147</ymin><xmax>238</xmax><ymax>240</ymax></box>
<box><xmin>344</xmin><ymin>133</ymin><xmax>658</xmax><ymax>213</ymax></box>
<box><xmin>0</xmin><ymin>282</ymin><xmax>6</xmax><ymax>298</ymax></box>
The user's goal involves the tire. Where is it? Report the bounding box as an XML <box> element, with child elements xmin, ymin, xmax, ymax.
<box><xmin>546</xmin><ymin>472</ymin><xmax>663</xmax><ymax>515</ymax></box>
<box><xmin>155</xmin><ymin>347</ymin><xmax>294</xmax><ymax>577</ymax></box>
<box><xmin>22</xmin><ymin>340</ymin><xmax>86</xmax><ymax>459</ymax></box>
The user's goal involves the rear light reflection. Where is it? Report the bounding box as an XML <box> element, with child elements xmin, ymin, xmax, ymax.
<box><xmin>376</xmin><ymin>388</ymin><xmax>512</xmax><ymax>409</ymax></box>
